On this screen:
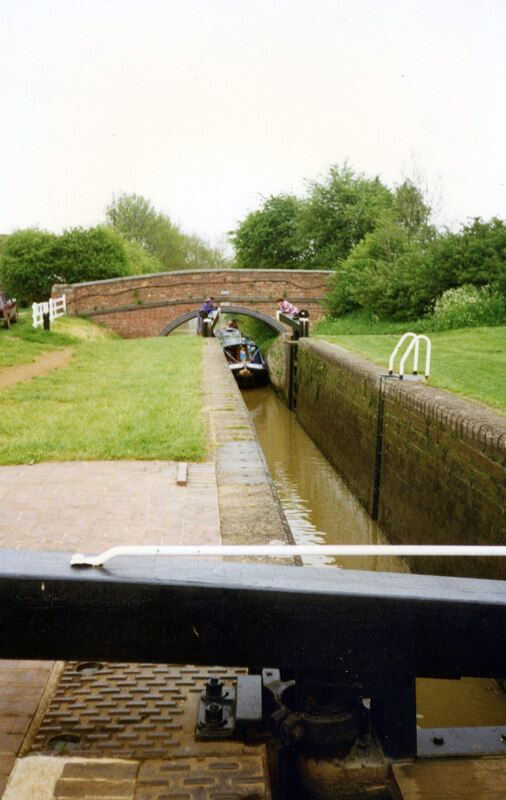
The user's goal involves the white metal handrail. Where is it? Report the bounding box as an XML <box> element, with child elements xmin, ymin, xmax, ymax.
<box><xmin>389</xmin><ymin>332</ymin><xmax>431</xmax><ymax>379</ymax></box>
<box><xmin>32</xmin><ymin>295</ymin><xmax>66</xmax><ymax>328</ymax></box>
<box><xmin>70</xmin><ymin>544</ymin><xmax>506</xmax><ymax>568</ymax></box>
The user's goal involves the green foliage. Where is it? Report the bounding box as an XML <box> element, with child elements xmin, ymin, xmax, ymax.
<box><xmin>122</xmin><ymin>239</ymin><xmax>165</xmax><ymax>275</ymax></box>
<box><xmin>393</xmin><ymin>179</ymin><xmax>432</xmax><ymax>241</ymax></box>
<box><xmin>230</xmin><ymin>194</ymin><xmax>303</xmax><ymax>269</ymax></box>
<box><xmin>0</xmin><ymin>229</ymin><xmax>58</xmax><ymax>304</ymax></box>
<box><xmin>106</xmin><ymin>193</ymin><xmax>186</xmax><ymax>269</ymax></box>
<box><xmin>430</xmin><ymin>285</ymin><xmax>506</xmax><ymax>330</ymax></box>
<box><xmin>106</xmin><ymin>193</ymin><xmax>229</xmax><ymax>271</ymax></box>
<box><xmin>325</xmin><ymin>213</ymin><xmax>435</xmax><ymax>319</ymax></box>
<box><xmin>298</xmin><ymin>163</ymin><xmax>394</xmax><ymax>269</ymax></box>
<box><xmin>314</xmin><ymin>310</ymin><xmax>423</xmax><ymax>336</ymax></box>
<box><xmin>230</xmin><ymin>163</ymin><xmax>394</xmax><ymax>271</ymax></box>
<box><xmin>182</xmin><ymin>232</ymin><xmax>230</xmax><ymax>270</ymax></box>
<box><xmin>430</xmin><ymin>217</ymin><xmax>506</xmax><ymax>298</ymax></box>
<box><xmin>50</xmin><ymin>227</ymin><xmax>129</xmax><ymax>283</ymax></box>
<box><xmin>0</xmin><ymin>227</ymin><xmax>129</xmax><ymax>305</ymax></box>
<box><xmin>325</xmin><ymin>208</ymin><xmax>506</xmax><ymax>323</ymax></box>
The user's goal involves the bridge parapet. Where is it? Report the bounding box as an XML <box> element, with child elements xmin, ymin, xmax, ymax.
<box><xmin>53</xmin><ymin>269</ymin><xmax>331</xmax><ymax>338</ymax></box>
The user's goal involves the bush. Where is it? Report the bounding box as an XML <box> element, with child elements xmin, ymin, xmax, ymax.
<box><xmin>325</xmin><ymin>215</ymin><xmax>436</xmax><ymax>320</ymax></box>
<box><xmin>430</xmin><ymin>285</ymin><xmax>505</xmax><ymax>330</ymax></box>
<box><xmin>0</xmin><ymin>227</ymin><xmax>130</xmax><ymax>305</ymax></box>
<box><xmin>430</xmin><ymin>217</ymin><xmax>506</xmax><ymax>299</ymax></box>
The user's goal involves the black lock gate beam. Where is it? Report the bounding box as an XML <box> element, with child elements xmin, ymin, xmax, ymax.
<box><xmin>1</xmin><ymin>549</ymin><xmax>504</xmax><ymax>759</ymax></box>
<box><xmin>1</xmin><ymin>548</ymin><xmax>504</xmax><ymax>675</ymax></box>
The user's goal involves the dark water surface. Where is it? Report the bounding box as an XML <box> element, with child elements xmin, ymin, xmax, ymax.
<box><xmin>243</xmin><ymin>387</ymin><xmax>506</xmax><ymax>729</ymax></box>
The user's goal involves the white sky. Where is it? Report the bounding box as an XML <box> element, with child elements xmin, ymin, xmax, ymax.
<box><xmin>1</xmin><ymin>0</ymin><xmax>505</xmax><ymax>247</ymax></box>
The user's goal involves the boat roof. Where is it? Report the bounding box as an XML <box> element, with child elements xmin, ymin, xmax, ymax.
<box><xmin>215</xmin><ymin>329</ymin><xmax>256</xmax><ymax>347</ymax></box>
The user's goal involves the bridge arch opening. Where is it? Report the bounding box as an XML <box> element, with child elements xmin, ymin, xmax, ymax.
<box><xmin>159</xmin><ymin>306</ymin><xmax>286</xmax><ymax>337</ymax></box>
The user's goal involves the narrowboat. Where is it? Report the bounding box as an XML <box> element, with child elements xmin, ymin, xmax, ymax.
<box><xmin>215</xmin><ymin>325</ymin><xmax>269</xmax><ymax>388</ymax></box>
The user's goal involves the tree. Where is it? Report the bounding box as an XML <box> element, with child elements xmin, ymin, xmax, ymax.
<box><xmin>0</xmin><ymin>227</ymin><xmax>130</xmax><ymax>305</ymax></box>
<box><xmin>394</xmin><ymin>180</ymin><xmax>432</xmax><ymax>242</ymax></box>
<box><xmin>230</xmin><ymin>194</ymin><xmax>303</xmax><ymax>269</ymax></box>
<box><xmin>298</xmin><ymin>163</ymin><xmax>394</xmax><ymax>269</ymax></box>
<box><xmin>325</xmin><ymin>212</ymin><xmax>436</xmax><ymax>320</ymax></box>
<box><xmin>181</xmin><ymin>232</ymin><xmax>230</xmax><ymax>270</ymax></box>
<box><xmin>106</xmin><ymin>193</ymin><xmax>229</xmax><ymax>271</ymax></box>
<box><xmin>106</xmin><ymin>193</ymin><xmax>186</xmax><ymax>270</ymax></box>
<box><xmin>431</xmin><ymin>217</ymin><xmax>506</xmax><ymax>298</ymax></box>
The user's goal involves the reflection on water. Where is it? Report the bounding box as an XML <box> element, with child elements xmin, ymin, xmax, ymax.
<box><xmin>243</xmin><ymin>387</ymin><xmax>506</xmax><ymax>728</ymax></box>
<box><xmin>244</xmin><ymin>387</ymin><xmax>407</xmax><ymax>572</ymax></box>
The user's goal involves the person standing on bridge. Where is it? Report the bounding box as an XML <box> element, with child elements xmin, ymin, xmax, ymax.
<box><xmin>277</xmin><ymin>297</ymin><xmax>299</xmax><ymax>319</ymax></box>
<box><xmin>197</xmin><ymin>297</ymin><xmax>216</xmax><ymax>334</ymax></box>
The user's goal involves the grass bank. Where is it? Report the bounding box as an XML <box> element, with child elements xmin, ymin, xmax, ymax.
<box><xmin>315</xmin><ymin>326</ymin><xmax>506</xmax><ymax>411</ymax></box>
<box><xmin>0</xmin><ymin>312</ymin><xmax>112</xmax><ymax>368</ymax></box>
<box><xmin>0</xmin><ymin>316</ymin><xmax>206</xmax><ymax>464</ymax></box>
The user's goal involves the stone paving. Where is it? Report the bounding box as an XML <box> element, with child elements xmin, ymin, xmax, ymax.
<box><xmin>0</xmin><ymin>460</ymin><xmax>221</xmax><ymax>797</ymax></box>
<box><xmin>0</xmin><ymin>460</ymin><xmax>220</xmax><ymax>554</ymax></box>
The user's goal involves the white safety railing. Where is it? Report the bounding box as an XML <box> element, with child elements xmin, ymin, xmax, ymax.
<box><xmin>32</xmin><ymin>295</ymin><xmax>66</xmax><ymax>328</ymax></box>
<box><xmin>389</xmin><ymin>332</ymin><xmax>431</xmax><ymax>379</ymax></box>
<box><xmin>70</xmin><ymin>543</ymin><xmax>506</xmax><ymax>568</ymax></box>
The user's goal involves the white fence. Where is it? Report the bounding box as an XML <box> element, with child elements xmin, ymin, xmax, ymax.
<box><xmin>32</xmin><ymin>295</ymin><xmax>66</xmax><ymax>328</ymax></box>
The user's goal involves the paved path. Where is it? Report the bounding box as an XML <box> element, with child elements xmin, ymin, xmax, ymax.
<box><xmin>0</xmin><ymin>460</ymin><xmax>220</xmax><ymax>554</ymax></box>
<box><xmin>0</xmin><ymin>459</ymin><xmax>221</xmax><ymax>797</ymax></box>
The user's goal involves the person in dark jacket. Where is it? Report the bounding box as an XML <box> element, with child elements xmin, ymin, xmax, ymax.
<box><xmin>197</xmin><ymin>297</ymin><xmax>216</xmax><ymax>334</ymax></box>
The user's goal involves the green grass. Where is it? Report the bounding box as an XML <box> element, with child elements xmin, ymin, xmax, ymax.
<box><xmin>0</xmin><ymin>312</ymin><xmax>113</xmax><ymax>367</ymax></box>
<box><xmin>313</xmin><ymin>310</ymin><xmax>423</xmax><ymax>337</ymax></box>
<box><xmin>316</xmin><ymin>326</ymin><xmax>506</xmax><ymax>411</ymax></box>
<box><xmin>0</xmin><ymin>319</ymin><xmax>206</xmax><ymax>464</ymax></box>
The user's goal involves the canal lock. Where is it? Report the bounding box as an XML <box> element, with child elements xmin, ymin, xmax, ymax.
<box><xmin>241</xmin><ymin>384</ymin><xmax>506</xmax><ymax>798</ymax></box>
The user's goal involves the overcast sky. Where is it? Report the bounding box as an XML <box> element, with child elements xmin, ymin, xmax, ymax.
<box><xmin>1</xmin><ymin>0</ymin><xmax>504</xmax><ymax>247</ymax></box>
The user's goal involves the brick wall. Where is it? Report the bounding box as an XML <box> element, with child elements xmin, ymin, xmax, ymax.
<box><xmin>295</xmin><ymin>341</ymin><xmax>381</xmax><ymax>515</ymax></box>
<box><xmin>290</xmin><ymin>339</ymin><xmax>505</xmax><ymax>580</ymax></box>
<box><xmin>265</xmin><ymin>334</ymin><xmax>296</xmax><ymax>407</ymax></box>
<box><xmin>53</xmin><ymin>270</ymin><xmax>331</xmax><ymax>338</ymax></box>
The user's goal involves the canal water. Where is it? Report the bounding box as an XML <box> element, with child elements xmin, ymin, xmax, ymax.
<box><xmin>243</xmin><ymin>386</ymin><xmax>506</xmax><ymax>729</ymax></box>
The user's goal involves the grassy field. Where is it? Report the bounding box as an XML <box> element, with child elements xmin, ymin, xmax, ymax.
<box><xmin>0</xmin><ymin>316</ymin><xmax>206</xmax><ymax>464</ymax></box>
<box><xmin>0</xmin><ymin>312</ymin><xmax>106</xmax><ymax>368</ymax></box>
<box><xmin>315</xmin><ymin>326</ymin><xmax>506</xmax><ymax>411</ymax></box>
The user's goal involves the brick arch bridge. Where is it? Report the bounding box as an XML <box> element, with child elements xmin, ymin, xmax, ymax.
<box><xmin>159</xmin><ymin>306</ymin><xmax>287</xmax><ymax>336</ymax></box>
<box><xmin>54</xmin><ymin>269</ymin><xmax>332</xmax><ymax>338</ymax></box>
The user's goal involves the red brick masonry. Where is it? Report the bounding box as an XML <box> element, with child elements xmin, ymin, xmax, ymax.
<box><xmin>52</xmin><ymin>269</ymin><xmax>332</xmax><ymax>338</ymax></box>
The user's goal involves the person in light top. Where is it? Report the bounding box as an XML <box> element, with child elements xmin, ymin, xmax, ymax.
<box><xmin>277</xmin><ymin>297</ymin><xmax>299</xmax><ymax>318</ymax></box>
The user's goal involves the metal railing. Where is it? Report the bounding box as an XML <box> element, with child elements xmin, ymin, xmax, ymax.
<box><xmin>389</xmin><ymin>332</ymin><xmax>431</xmax><ymax>379</ymax></box>
<box><xmin>69</xmin><ymin>543</ymin><xmax>506</xmax><ymax>568</ymax></box>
